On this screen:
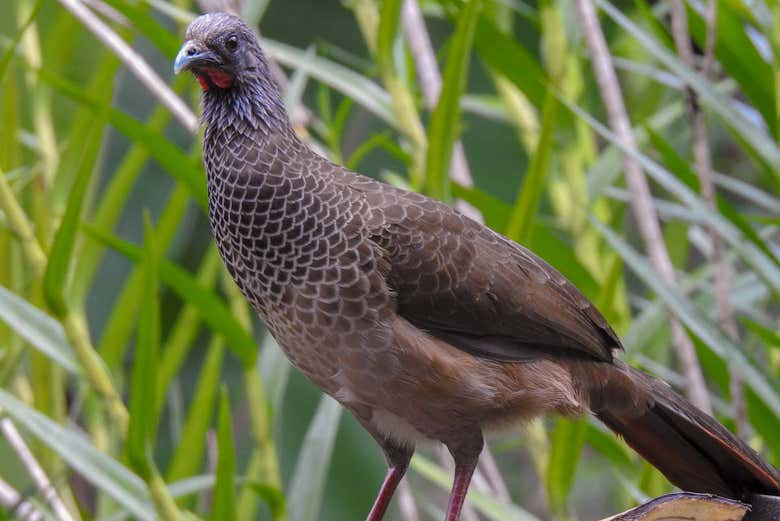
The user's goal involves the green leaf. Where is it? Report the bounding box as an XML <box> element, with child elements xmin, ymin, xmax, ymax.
<box><xmin>212</xmin><ymin>387</ymin><xmax>237</xmax><ymax>521</ymax></box>
<box><xmin>505</xmin><ymin>92</ymin><xmax>557</xmax><ymax>243</ymax></box>
<box><xmin>746</xmin><ymin>388</ymin><xmax>780</xmax><ymax>465</ymax></box>
<box><xmin>377</xmin><ymin>0</ymin><xmax>403</xmax><ymax>74</ymax></box>
<box><xmin>43</xmin><ymin>119</ymin><xmax>103</xmax><ymax>317</ymax></box>
<box><xmin>741</xmin><ymin>319</ymin><xmax>780</xmax><ymax>351</ymax></box>
<box><xmin>346</xmin><ymin>132</ymin><xmax>412</xmax><ymax>171</ymax></box>
<box><xmin>546</xmin><ymin>418</ymin><xmax>587</xmax><ymax>517</ymax></box>
<box><xmin>71</xmin><ymin>75</ymin><xmax>189</xmax><ymax>307</ymax></box>
<box><xmin>96</xmin><ymin>183</ymin><xmax>193</xmax><ymax>370</ymax></box>
<box><xmin>287</xmin><ymin>395</ymin><xmax>342</xmax><ymax>521</ymax></box>
<box><xmin>98</xmin><ymin>476</ymin><xmax>220</xmax><ymax>521</ymax></box>
<box><xmin>593</xmin><ymin>219</ymin><xmax>780</xmax><ymax>417</ymax></box>
<box><xmin>83</xmin><ymin>225</ymin><xmax>258</xmax><ymax>367</ymax></box>
<box><xmin>0</xmin><ymin>285</ymin><xmax>78</xmax><ymax>373</ymax></box>
<box><xmin>0</xmin><ymin>389</ymin><xmax>155</xmax><ymax>521</ymax></box>
<box><xmin>451</xmin><ymin>182</ymin><xmax>511</xmax><ymax>231</ymax></box>
<box><xmin>424</xmin><ymin>0</ymin><xmax>482</xmax><ymax>200</ymax></box>
<box><xmin>246</xmin><ymin>482</ymin><xmax>285</xmax><ymax>519</ymax></box>
<box><xmin>166</xmin><ymin>336</ymin><xmax>225</xmax><ymax>482</ymax></box>
<box><xmin>0</xmin><ymin>0</ymin><xmax>43</xmax><ymax>80</ymax></box>
<box><xmin>585</xmin><ymin>422</ymin><xmax>633</xmax><ymax>469</ymax></box>
<box><xmin>31</xmin><ymin>66</ymin><xmax>207</xmax><ymax>208</ymax></box>
<box><xmin>101</xmin><ymin>0</ymin><xmax>180</xmax><ymax>58</ymax></box>
<box><xmin>127</xmin><ymin>215</ymin><xmax>161</xmax><ymax>479</ymax></box>
<box><xmin>474</xmin><ymin>17</ymin><xmax>547</xmax><ymax>107</ymax></box>
<box><xmin>156</xmin><ymin>247</ymin><xmax>223</xmax><ymax>404</ymax></box>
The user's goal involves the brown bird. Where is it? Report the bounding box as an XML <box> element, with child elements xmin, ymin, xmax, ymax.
<box><xmin>174</xmin><ymin>13</ymin><xmax>780</xmax><ymax>520</ymax></box>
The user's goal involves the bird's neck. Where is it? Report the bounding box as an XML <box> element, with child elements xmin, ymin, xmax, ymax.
<box><xmin>201</xmin><ymin>76</ymin><xmax>292</xmax><ymax>138</ymax></box>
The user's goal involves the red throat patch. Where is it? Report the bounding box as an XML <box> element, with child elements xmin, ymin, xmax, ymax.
<box><xmin>195</xmin><ymin>67</ymin><xmax>234</xmax><ymax>91</ymax></box>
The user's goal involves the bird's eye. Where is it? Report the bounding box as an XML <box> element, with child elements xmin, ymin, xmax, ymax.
<box><xmin>225</xmin><ymin>35</ymin><xmax>239</xmax><ymax>52</ymax></box>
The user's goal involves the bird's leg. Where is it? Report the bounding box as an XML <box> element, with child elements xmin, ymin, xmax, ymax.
<box><xmin>366</xmin><ymin>439</ymin><xmax>414</xmax><ymax>521</ymax></box>
<box><xmin>444</xmin><ymin>432</ymin><xmax>484</xmax><ymax>521</ymax></box>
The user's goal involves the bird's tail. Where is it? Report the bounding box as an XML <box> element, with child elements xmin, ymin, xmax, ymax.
<box><xmin>582</xmin><ymin>360</ymin><xmax>780</xmax><ymax>500</ymax></box>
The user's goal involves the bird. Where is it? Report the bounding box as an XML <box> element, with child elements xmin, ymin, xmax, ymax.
<box><xmin>174</xmin><ymin>12</ymin><xmax>780</xmax><ymax>521</ymax></box>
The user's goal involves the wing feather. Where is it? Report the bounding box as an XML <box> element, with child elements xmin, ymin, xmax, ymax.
<box><xmin>343</xmin><ymin>173</ymin><xmax>621</xmax><ymax>363</ymax></box>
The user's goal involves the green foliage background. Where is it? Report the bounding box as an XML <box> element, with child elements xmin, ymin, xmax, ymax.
<box><xmin>0</xmin><ymin>0</ymin><xmax>778</xmax><ymax>520</ymax></box>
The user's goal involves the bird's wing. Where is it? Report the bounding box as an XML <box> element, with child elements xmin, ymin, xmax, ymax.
<box><xmin>343</xmin><ymin>173</ymin><xmax>621</xmax><ymax>363</ymax></box>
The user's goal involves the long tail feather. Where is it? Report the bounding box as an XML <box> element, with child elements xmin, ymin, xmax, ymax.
<box><xmin>587</xmin><ymin>361</ymin><xmax>780</xmax><ymax>500</ymax></box>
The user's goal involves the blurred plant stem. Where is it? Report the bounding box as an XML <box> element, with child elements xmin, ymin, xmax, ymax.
<box><xmin>149</xmin><ymin>469</ymin><xmax>185</xmax><ymax>521</ymax></box>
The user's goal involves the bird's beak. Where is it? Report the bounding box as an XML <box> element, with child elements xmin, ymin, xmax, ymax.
<box><xmin>174</xmin><ymin>41</ymin><xmax>218</xmax><ymax>74</ymax></box>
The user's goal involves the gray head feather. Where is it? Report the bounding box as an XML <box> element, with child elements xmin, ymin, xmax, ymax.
<box><xmin>184</xmin><ymin>13</ymin><xmax>290</xmax><ymax>135</ymax></box>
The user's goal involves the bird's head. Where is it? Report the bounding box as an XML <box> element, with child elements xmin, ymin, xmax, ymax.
<box><xmin>175</xmin><ymin>13</ymin><xmax>289</xmax><ymax>133</ymax></box>
<box><xmin>174</xmin><ymin>12</ymin><xmax>261</xmax><ymax>91</ymax></box>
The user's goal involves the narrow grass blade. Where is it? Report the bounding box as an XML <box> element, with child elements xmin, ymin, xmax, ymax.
<box><xmin>258</xmin><ymin>334</ymin><xmax>291</xmax><ymax>429</ymax></box>
<box><xmin>0</xmin><ymin>285</ymin><xmax>78</xmax><ymax>373</ymax></box>
<box><xmin>377</xmin><ymin>0</ymin><xmax>403</xmax><ymax>74</ymax></box>
<box><xmin>98</xmin><ymin>476</ymin><xmax>218</xmax><ymax>521</ymax></box>
<box><xmin>245</xmin><ymin>482</ymin><xmax>285</xmax><ymax>519</ymax></box>
<box><xmin>745</xmin><ymin>389</ymin><xmax>780</xmax><ymax>465</ymax></box>
<box><xmin>127</xmin><ymin>216</ymin><xmax>162</xmax><ymax>478</ymax></box>
<box><xmin>424</xmin><ymin>0</ymin><xmax>481</xmax><ymax>200</ymax></box>
<box><xmin>546</xmin><ymin>418</ymin><xmax>587</xmax><ymax>517</ymax></box>
<box><xmin>101</xmin><ymin>0</ymin><xmax>180</xmax><ymax>57</ymax></box>
<box><xmin>166</xmin><ymin>337</ymin><xmax>225</xmax><ymax>482</ymax></box>
<box><xmin>83</xmin><ymin>225</ymin><xmax>258</xmax><ymax>367</ymax></box>
<box><xmin>0</xmin><ymin>0</ymin><xmax>43</xmax><ymax>79</ymax></box>
<box><xmin>474</xmin><ymin>18</ymin><xmax>546</xmax><ymax>107</ymax></box>
<box><xmin>43</xmin><ymin>119</ymin><xmax>103</xmax><ymax>317</ymax></box>
<box><xmin>95</xmin><ymin>183</ymin><xmax>192</xmax><ymax>370</ymax></box>
<box><xmin>211</xmin><ymin>387</ymin><xmax>237</xmax><ymax>521</ymax></box>
<box><xmin>505</xmin><ymin>92</ymin><xmax>557</xmax><ymax>243</ymax></box>
<box><xmin>32</xmin><ymin>67</ymin><xmax>206</xmax><ymax>208</ymax></box>
<box><xmin>287</xmin><ymin>395</ymin><xmax>341</xmax><ymax>521</ymax></box>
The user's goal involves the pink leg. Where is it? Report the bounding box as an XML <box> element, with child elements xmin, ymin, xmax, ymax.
<box><xmin>445</xmin><ymin>434</ymin><xmax>484</xmax><ymax>521</ymax></box>
<box><xmin>366</xmin><ymin>464</ymin><xmax>407</xmax><ymax>521</ymax></box>
<box><xmin>444</xmin><ymin>459</ymin><xmax>478</xmax><ymax>521</ymax></box>
<box><xmin>362</xmin><ymin>436</ymin><xmax>413</xmax><ymax>521</ymax></box>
